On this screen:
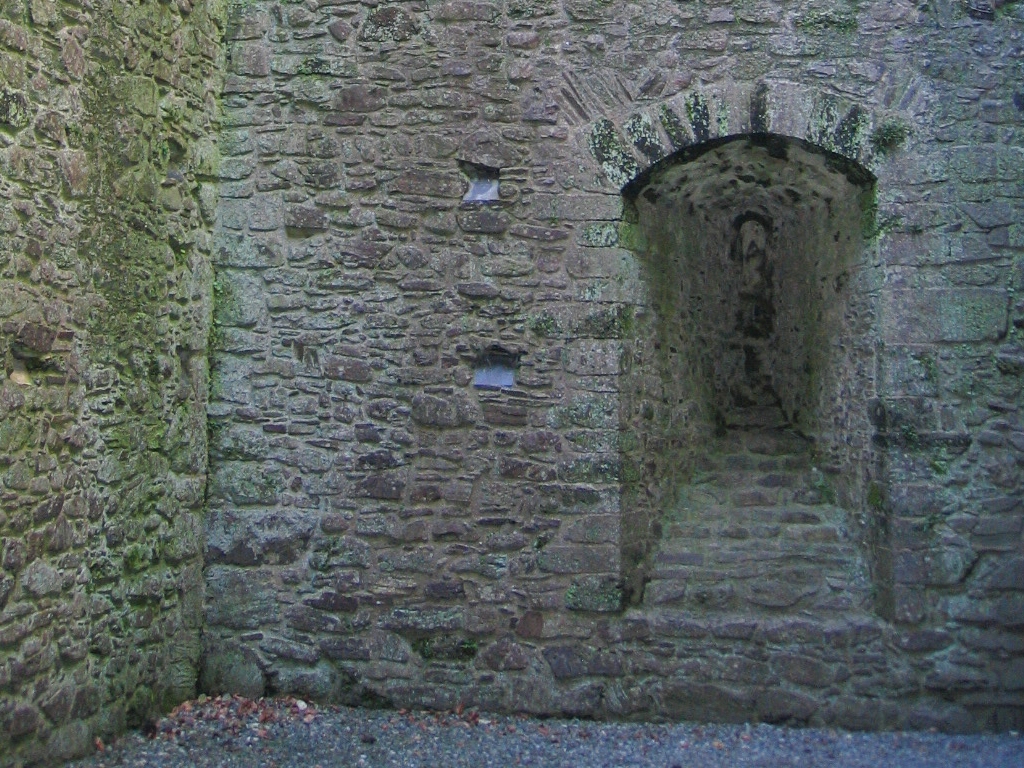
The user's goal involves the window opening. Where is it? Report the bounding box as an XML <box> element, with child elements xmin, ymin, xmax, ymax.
<box><xmin>460</xmin><ymin>161</ymin><xmax>500</xmax><ymax>202</ymax></box>
<box><xmin>473</xmin><ymin>345</ymin><xmax>518</xmax><ymax>389</ymax></box>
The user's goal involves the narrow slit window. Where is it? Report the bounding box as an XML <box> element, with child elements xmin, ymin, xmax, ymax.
<box><xmin>460</xmin><ymin>161</ymin><xmax>500</xmax><ymax>202</ymax></box>
<box><xmin>473</xmin><ymin>345</ymin><xmax>518</xmax><ymax>389</ymax></box>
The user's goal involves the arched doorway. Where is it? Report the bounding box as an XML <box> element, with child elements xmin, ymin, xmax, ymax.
<box><xmin>618</xmin><ymin>134</ymin><xmax>883</xmax><ymax>617</ymax></box>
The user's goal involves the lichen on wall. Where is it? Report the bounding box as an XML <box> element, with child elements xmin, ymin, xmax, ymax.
<box><xmin>201</xmin><ymin>0</ymin><xmax>1024</xmax><ymax>733</ymax></box>
<box><xmin>0</xmin><ymin>0</ymin><xmax>223</xmax><ymax>763</ymax></box>
<box><xmin>1</xmin><ymin>0</ymin><xmax>1023</xmax><ymax>758</ymax></box>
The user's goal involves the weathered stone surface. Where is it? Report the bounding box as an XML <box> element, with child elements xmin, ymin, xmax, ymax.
<box><xmin>200</xmin><ymin>643</ymin><xmax>265</xmax><ymax>700</ymax></box>
<box><xmin>410</xmin><ymin>393</ymin><xmax>476</xmax><ymax>428</ymax></box>
<box><xmin>360</xmin><ymin>7</ymin><xmax>419</xmax><ymax>42</ymax></box>
<box><xmin>883</xmin><ymin>288</ymin><xmax>1009</xmax><ymax>343</ymax></box>
<box><xmin>381</xmin><ymin>607</ymin><xmax>465</xmax><ymax>632</ymax></box>
<box><xmin>1</xmin><ymin>0</ymin><xmax>218</xmax><ymax>761</ymax></box>
<box><xmin>205</xmin><ymin>567</ymin><xmax>280</xmax><ymax>629</ymax></box>
<box><xmin>2</xmin><ymin>0</ymin><xmax>1020</xmax><ymax>758</ymax></box>
<box><xmin>480</xmin><ymin>637</ymin><xmax>530</xmax><ymax>671</ymax></box>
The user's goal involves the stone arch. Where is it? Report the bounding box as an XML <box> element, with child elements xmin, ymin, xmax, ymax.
<box><xmin>581</xmin><ymin>81</ymin><xmax>893</xmax><ymax>192</ymax></box>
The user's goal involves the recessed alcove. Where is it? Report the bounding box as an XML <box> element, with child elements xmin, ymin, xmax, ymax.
<box><xmin>618</xmin><ymin>134</ymin><xmax>882</xmax><ymax>611</ymax></box>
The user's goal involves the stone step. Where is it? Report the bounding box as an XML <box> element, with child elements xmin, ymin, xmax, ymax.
<box><xmin>643</xmin><ymin>582</ymin><xmax>872</xmax><ymax>615</ymax></box>
<box><xmin>635</xmin><ymin>608</ymin><xmax>887</xmax><ymax>647</ymax></box>
<box><xmin>721</xmin><ymin>406</ymin><xmax>791</xmax><ymax>431</ymax></box>
<box><xmin>709</xmin><ymin>426</ymin><xmax>813</xmax><ymax>457</ymax></box>
<box><xmin>670</xmin><ymin>475</ymin><xmax>834</xmax><ymax>513</ymax></box>
<box><xmin>646</xmin><ymin>422</ymin><xmax>870</xmax><ymax>618</ymax></box>
<box><xmin>647</xmin><ymin>494</ymin><xmax>870</xmax><ymax>614</ymax></box>
<box><xmin>695</xmin><ymin>451</ymin><xmax>811</xmax><ymax>474</ymax></box>
<box><xmin>662</xmin><ymin>509</ymin><xmax>849</xmax><ymax>546</ymax></box>
<box><xmin>644</xmin><ymin>562</ymin><xmax>872</xmax><ymax>613</ymax></box>
<box><xmin>652</xmin><ymin>540</ymin><xmax>864</xmax><ymax>575</ymax></box>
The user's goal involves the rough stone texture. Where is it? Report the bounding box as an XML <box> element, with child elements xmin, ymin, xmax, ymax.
<box><xmin>4</xmin><ymin>0</ymin><xmax>1024</xmax><ymax>763</ymax></box>
<box><xmin>201</xmin><ymin>0</ymin><xmax>1024</xmax><ymax>736</ymax></box>
<box><xmin>0</xmin><ymin>0</ymin><xmax>222</xmax><ymax>764</ymax></box>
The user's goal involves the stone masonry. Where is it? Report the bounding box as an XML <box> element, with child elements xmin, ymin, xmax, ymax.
<box><xmin>1</xmin><ymin>0</ymin><xmax>222</xmax><ymax>764</ymax></box>
<box><xmin>2</xmin><ymin>0</ymin><xmax>1024</xmax><ymax>765</ymax></box>
<box><xmin>202</xmin><ymin>0</ymin><xmax>1024</xmax><ymax>737</ymax></box>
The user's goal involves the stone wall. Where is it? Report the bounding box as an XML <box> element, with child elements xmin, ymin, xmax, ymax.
<box><xmin>0</xmin><ymin>0</ymin><xmax>222</xmax><ymax>764</ymax></box>
<box><xmin>3</xmin><ymin>0</ymin><xmax>1024</xmax><ymax>763</ymax></box>
<box><xmin>202</xmin><ymin>0</ymin><xmax>1023</xmax><ymax>733</ymax></box>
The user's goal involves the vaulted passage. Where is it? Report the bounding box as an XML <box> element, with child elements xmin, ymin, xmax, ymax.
<box><xmin>619</xmin><ymin>135</ymin><xmax>883</xmax><ymax>617</ymax></box>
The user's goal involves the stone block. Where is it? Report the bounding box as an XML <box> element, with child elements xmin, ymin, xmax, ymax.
<box><xmin>566</xmin><ymin>576</ymin><xmax>622</xmax><ymax>612</ymax></box>
<box><xmin>903</xmin><ymin>702</ymin><xmax>977</xmax><ymax>733</ymax></box>
<box><xmin>947</xmin><ymin>594</ymin><xmax>1024</xmax><ymax>628</ymax></box>
<box><xmin>543</xmin><ymin>645</ymin><xmax>589</xmax><ymax>679</ymax></box>
<box><xmin>199</xmin><ymin>642</ymin><xmax>265</xmax><ymax>699</ymax></box>
<box><xmin>355</xmin><ymin>472</ymin><xmax>406</xmax><ymax>500</ymax></box>
<box><xmin>433</xmin><ymin>1</ymin><xmax>501</xmax><ymax>22</ymax></box>
<box><xmin>380</xmin><ymin>607</ymin><xmax>465</xmax><ymax>632</ymax></box>
<box><xmin>272</xmin><ymin>661</ymin><xmax>344</xmax><ymax>702</ymax></box>
<box><xmin>21</xmin><ymin>560</ymin><xmax>61</xmax><ymax>597</ymax></box>
<box><xmin>981</xmin><ymin>556</ymin><xmax>1024</xmax><ymax>590</ymax></box>
<box><xmin>230</xmin><ymin>42</ymin><xmax>270</xmax><ymax>76</ymax></box>
<box><xmin>215</xmin><ymin>269</ymin><xmax>266</xmax><ymax>328</ymax></box>
<box><xmin>537</xmin><ymin>545</ymin><xmax>619</xmax><ymax>574</ymax></box>
<box><xmin>825</xmin><ymin>697</ymin><xmax>882</xmax><ymax>731</ymax></box>
<box><xmin>324</xmin><ymin>356</ymin><xmax>373</xmax><ymax>382</ymax></box>
<box><xmin>480</xmin><ymin>637</ymin><xmax>530</xmax><ymax>671</ymax></box>
<box><xmin>883</xmin><ymin>288</ymin><xmax>1008</xmax><ymax>343</ymax></box>
<box><xmin>227</xmin><ymin>5</ymin><xmax>270</xmax><ymax>40</ymax></box>
<box><xmin>515</xmin><ymin>611</ymin><xmax>543</xmax><ymax>639</ymax></box>
<box><xmin>392</xmin><ymin>170</ymin><xmax>462</xmax><ymax>197</ymax></box>
<box><xmin>661</xmin><ymin>681</ymin><xmax>755</xmax><ymax>723</ymax></box>
<box><xmin>204</xmin><ymin>567</ymin><xmax>279</xmax><ymax>630</ymax></box>
<box><xmin>260</xmin><ymin>637</ymin><xmax>320</xmax><ymax>665</ymax></box>
<box><xmin>361</xmin><ymin>7</ymin><xmax>418</xmax><ymax>41</ymax></box>
<box><xmin>0</xmin><ymin>87</ymin><xmax>30</xmax><ymax>128</ymax></box>
<box><xmin>4</xmin><ymin>703</ymin><xmax>42</xmax><ymax>738</ymax></box>
<box><xmin>44</xmin><ymin>721</ymin><xmax>91</xmax><ymax>763</ymax></box>
<box><xmin>284</xmin><ymin>205</ymin><xmax>327</xmax><ymax>233</ymax></box>
<box><xmin>411</xmin><ymin>393</ymin><xmax>476</xmax><ymax>428</ymax></box>
<box><xmin>961</xmin><ymin>201</ymin><xmax>1014</xmax><ymax>230</ymax></box>
<box><xmin>333</xmin><ymin>85</ymin><xmax>386</xmax><ymax>113</ymax></box>
<box><xmin>284</xmin><ymin>604</ymin><xmax>353</xmax><ymax>635</ymax></box>
<box><xmin>564</xmin><ymin>340</ymin><xmax>622</xmax><ymax>376</ymax></box>
<box><xmin>564</xmin><ymin>516</ymin><xmax>619</xmax><ymax>544</ymax></box>
<box><xmin>775</xmin><ymin>653</ymin><xmax>834</xmax><ymax>688</ymax></box>
<box><xmin>207</xmin><ymin>462</ymin><xmax>280</xmax><ymax>506</ymax></box>
<box><xmin>456</xmin><ymin>208</ymin><xmax>509</xmax><ymax>234</ymax></box>
<box><xmin>756</xmin><ymin>688</ymin><xmax>818</xmax><ymax>724</ymax></box>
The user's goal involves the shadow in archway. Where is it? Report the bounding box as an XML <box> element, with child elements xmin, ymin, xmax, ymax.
<box><xmin>617</xmin><ymin>134</ymin><xmax>889</xmax><ymax>619</ymax></box>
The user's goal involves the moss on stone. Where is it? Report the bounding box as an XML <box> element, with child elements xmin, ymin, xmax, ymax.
<box><xmin>588</xmin><ymin>118</ymin><xmax>640</xmax><ymax>188</ymax></box>
<box><xmin>575</xmin><ymin>305</ymin><xmax>634</xmax><ymax>339</ymax></box>
<box><xmin>617</xmin><ymin>220</ymin><xmax>647</xmax><ymax>253</ymax></box>
<box><xmin>580</xmin><ymin>222</ymin><xmax>619</xmax><ymax>247</ymax></box>
<box><xmin>659</xmin><ymin>104</ymin><xmax>691</xmax><ymax>149</ymax></box>
<box><xmin>870</xmin><ymin>119</ymin><xmax>911</xmax><ymax>155</ymax></box>
<box><xmin>834</xmin><ymin>105</ymin><xmax>868</xmax><ymax>157</ymax></box>
<box><xmin>624</xmin><ymin>112</ymin><xmax>665</xmax><ymax>162</ymax></box>
<box><xmin>529</xmin><ymin>312</ymin><xmax>561</xmax><ymax>338</ymax></box>
<box><xmin>796</xmin><ymin>9</ymin><xmax>858</xmax><ymax>33</ymax></box>
<box><xmin>684</xmin><ymin>92</ymin><xmax>711</xmax><ymax>143</ymax></box>
<box><xmin>809</xmin><ymin>95</ymin><xmax>841</xmax><ymax>151</ymax></box>
<box><xmin>411</xmin><ymin>635</ymin><xmax>478</xmax><ymax>662</ymax></box>
<box><xmin>566</xmin><ymin>576</ymin><xmax>623</xmax><ymax>612</ymax></box>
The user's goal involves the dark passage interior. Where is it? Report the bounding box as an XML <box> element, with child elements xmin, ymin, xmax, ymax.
<box><xmin>618</xmin><ymin>135</ymin><xmax>881</xmax><ymax>615</ymax></box>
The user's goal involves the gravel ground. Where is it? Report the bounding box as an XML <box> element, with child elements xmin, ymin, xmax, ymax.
<box><xmin>66</xmin><ymin>695</ymin><xmax>1023</xmax><ymax>768</ymax></box>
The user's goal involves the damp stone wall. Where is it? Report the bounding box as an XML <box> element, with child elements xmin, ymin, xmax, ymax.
<box><xmin>2</xmin><ymin>0</ymin><xmax>1024</xmax><ymax>765</ymax></box>
<box><xmin>0</xmin><ymin>0</ymin><xmax>223</xmax><ymax>764</ymax></box>
<box><xmin>203</xmin><ymin>0</ymin><xmax>1024</xmax><ymax>736</ymax></box>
